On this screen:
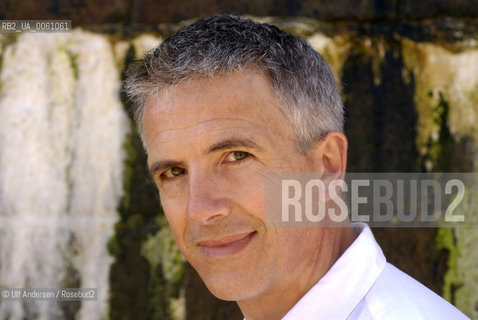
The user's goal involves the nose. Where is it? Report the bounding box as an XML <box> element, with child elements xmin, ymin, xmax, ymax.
<box><xmin>186</xmin><ymin>167</ymin><xmax>231</xmax><ymax>225</ymax></box>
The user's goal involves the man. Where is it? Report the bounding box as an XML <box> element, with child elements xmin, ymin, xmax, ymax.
<box><xmin>125</xmin><ymin>15</ymin><xmax>468</xmax><ymax>320</ymax></box>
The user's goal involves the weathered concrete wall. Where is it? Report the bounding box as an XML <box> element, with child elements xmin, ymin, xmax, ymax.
<box><xmin>0</xmin><ymin>1</ymin><xmax>477</xmax><ymax>319</ymax></box>
<box><xmin>1</xmin><ymin>0</ymin><xmax>478</xmax><ymax>24</ymax></box>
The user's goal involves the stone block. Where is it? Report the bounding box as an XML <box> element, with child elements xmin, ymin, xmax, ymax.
<box><xmin>0</xmin><ymin>0</ymin><xmax>129</xmax><ymax>25</ymax></box>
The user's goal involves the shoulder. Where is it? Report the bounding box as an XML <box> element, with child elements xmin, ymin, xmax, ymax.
<box><xmin>349</xmin><ymin>263</ymin><xmax>470</xmax><ymax>320</ymax></box>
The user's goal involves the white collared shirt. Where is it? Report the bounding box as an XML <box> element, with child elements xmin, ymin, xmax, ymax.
<box><xmin>279</xmin><ymin>223</ymin><xmax>470</xmax><ymax>320</ymax></box>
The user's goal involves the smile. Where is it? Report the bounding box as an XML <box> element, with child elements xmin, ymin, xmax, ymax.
<box><xmin>197</xmin><ymin>231</ymin><xmax>257</xmax><ymax>258</ymax></box>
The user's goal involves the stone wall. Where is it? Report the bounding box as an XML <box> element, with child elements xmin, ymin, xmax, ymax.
<box><xmin>0</xmin><ymin>1</ymin><xmax>477</xmax><ymax>319</ymax></box>
<box><xmin>1</xmin><ymin>0</ymin><xmax>478</xmax><ymax>24</ymax></box>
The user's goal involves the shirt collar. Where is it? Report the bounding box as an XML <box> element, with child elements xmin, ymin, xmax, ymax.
<box><xmin>281</xmin><ymin>223</ymin><xmax>386</xmax><ymax>320</ymax></box>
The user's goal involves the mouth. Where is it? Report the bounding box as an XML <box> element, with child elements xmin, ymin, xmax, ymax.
<box><xmin>197</xmin><ymin>231</ymin><xmax>257</xmax><ymax>258</ymax></box>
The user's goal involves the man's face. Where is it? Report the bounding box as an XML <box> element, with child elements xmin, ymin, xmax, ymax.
<box><xmin>144</xmin><ymin>70</ymin><xmax>330</xmax><ymax>302</ymax></box>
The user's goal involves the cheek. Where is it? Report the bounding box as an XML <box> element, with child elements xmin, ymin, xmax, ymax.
<box><xmin>159</xmin><ymin>181</ymin><xmax>189</xmax><ymax>218</ymax></box>
<box><xmin>230</xmin><ymin>171</ymin><xmax>266</xmax><ymax>219</ymax></box>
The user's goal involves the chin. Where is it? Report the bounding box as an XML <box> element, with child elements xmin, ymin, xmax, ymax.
<box><xmin>200</xmin><ymin>272</ymin><xmax>262</xmax><ymax>302</ymax></box>
<box><xmin>207</xmin><ymin>288</ymin><xmax>241</xmax><ymax>301</ymax></box>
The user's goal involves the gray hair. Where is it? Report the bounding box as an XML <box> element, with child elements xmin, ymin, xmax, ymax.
<box><xmin>124</xmin><ymin>15</ymin><xmax>344</xmax><ymax>154</ymax></box>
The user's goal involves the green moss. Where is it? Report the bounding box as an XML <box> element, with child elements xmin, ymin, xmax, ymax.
<box><xmin>405</xmin><ymin>41</ymin><xmax>478</xmax><ymax>317</ymax></box>
<box><xmin>421</xmin><ymin>91</ymin><xmax>452</xmax><ymax>171</ymax></box>
<box><xmin>66</xmin><ymin>49</ymin><xmax>80</xmax><ymax>80</ymax></box>
<box><xmin>434</xmin><ymin>183</ymin><xmax>478</xmax><ymax>318</ymax></box>
<box><xmin>402</xmin><ymin>40</ymin><xmax>461</xmax><ymax>304</ymax></box>
<box><xmin>421</xmin><ymin>90</ymin><xmax>459</xmax><ymax>303</ymax></box>
<box><xmin>141</xmin><ymin>216</ymin><xmax>185</xmax><ymax>320</ymax></box>
<box><xmin>107</xmin><ymin>231</ymin><xmax>123</xmax><ymax>259</ymax></box>
<box><xmin>453</xmin><ymin>185</ymin><xmax>478</xmax><ymax>318</ymax></box>
<box><xmin>141</xmin><ymin>216</ymin><xmax>184</xmax><ymax>286</ymax></box>
<box><xmin>435</xmin><ymin>227</ymin><xmax>459</xmax><ymax>302</ymax></box>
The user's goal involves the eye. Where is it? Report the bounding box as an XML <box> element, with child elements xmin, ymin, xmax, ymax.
<box><xmin>162</xmin><ymin>167</ymin><xmax>185</xmax><ymax>179</ymax></box>
<box><xmin>225</xmin><ymin>151</ymin><xmax>250</xmax><ymax>162</ymax></box>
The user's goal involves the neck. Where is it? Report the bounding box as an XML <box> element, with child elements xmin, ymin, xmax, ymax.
<box><xmin>238</xmin><ymin>225</ymin><xmax>357</xmax><ymax>320</ymax></box>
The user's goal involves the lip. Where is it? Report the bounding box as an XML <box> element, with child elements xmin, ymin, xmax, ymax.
<box><xmin>197</xmin><ymin>231</ymin><xmax>257</xmax><ymax>258</ymax></box>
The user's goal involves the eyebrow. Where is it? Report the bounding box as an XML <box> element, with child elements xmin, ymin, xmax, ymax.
<box><xmin>148</xmin><ymin>137</ymin><xmax>263</xmax><ymax>177</ymax></box>
<box><xmin>207</xmin><ymin>137</ymin><xmax>263</xmax><ymax>153</ymax></box>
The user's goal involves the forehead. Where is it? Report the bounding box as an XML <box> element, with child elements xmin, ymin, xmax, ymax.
<box><xmin>142</xmin><ymin>70</ymin><xmax>292</xmax><ymax>153</ymax></box>
<box><xmin>146</xmin><ymin>70</ymin><xmax>278</xmax><ymax>117</ymax></box>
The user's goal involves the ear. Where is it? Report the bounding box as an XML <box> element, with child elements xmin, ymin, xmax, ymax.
<box><xmin>312</xmin><ymin>131</ymin><xmax>348</xmax><ymax>181</ymax></box>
